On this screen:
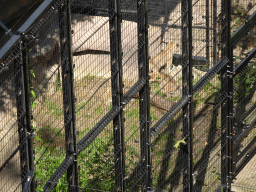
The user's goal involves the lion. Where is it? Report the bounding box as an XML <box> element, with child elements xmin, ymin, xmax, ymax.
<box><xmin>149</xmin><ymin>42</ymin><xmax>175</xmax><ymax>74</ymax></box>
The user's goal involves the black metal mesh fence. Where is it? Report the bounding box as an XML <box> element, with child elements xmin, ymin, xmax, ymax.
<box><xmin>0</xmin><ymin>0</ymin><xmax>256</xmax><ymax>191</ymax></box>
<box><xmin>232</xmin><ymin>23</ymin><xmax>256</xmax><ymax>190</ymax></box>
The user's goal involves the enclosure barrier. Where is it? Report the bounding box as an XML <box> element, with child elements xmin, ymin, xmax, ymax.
<box><xmin>0</xmin><ymin>0</ymin><xmax>256</xmax><ymax>191</ymax></box>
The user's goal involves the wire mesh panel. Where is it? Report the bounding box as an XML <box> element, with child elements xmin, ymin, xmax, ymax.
<box><xmin>232</xmin><ymin>25</ymin><xmax>256</xmax><ymax>190</ymax></box>
<box><xmin>151</xmin><ymin>110</ymin><xmax>185</xmax><ymax>191</ymax></box>
<box><xmin>146</xmin><ymin>0</ymin><xmax>186</xmax><ymax>191</ymax></box>
<box><xmin>71</xmin><ymin>0</ymin><xmax>118</xmax><ymax>190</ymax></box>
<box><xmin>191</xmin><ymin>0</ymin><xmax>225</xmax><ymax>191</ymax></box>
<box><xmin>0</xmin><ymin>59</ymin><xmax>23</xmax><ymax>191</ymax></box>
<box><xmin>0</xmin><ymin>0</ymin><xmax>256</xmax><ymax>191</ymax></box>
<box><xmin>26</xmin><ymin>1</ymin><xmax>69</xmax><ymax>190</ymax></box>
<box><xmin>231</xmin><ymin>0</ymin><xmax>256</xmax><ymax>33</ymax></box>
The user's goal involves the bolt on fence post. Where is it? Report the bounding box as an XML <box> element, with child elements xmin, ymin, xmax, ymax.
<box><xmin>221</xmin><ymin>0</ymin><xmax>233</xmax><ymax>191</ymax></box>
<box><xmin>182</xmin><ymin>0</ymin><xmax>193</xmax><ymax>191</ymax></box>
<box><xmin>137</xmin><ymin>0</ymin><xmax>151</xmax><ymax>191</ymax></box>
<box><xmin>109</xmin><ymin>0</ymin><xmax>126</xmax><ymax>191</ymax></box>
<box><xmin>58</xmin><ymin>1</ymin><xmax>79</xmax><ymax>191</ymax></box>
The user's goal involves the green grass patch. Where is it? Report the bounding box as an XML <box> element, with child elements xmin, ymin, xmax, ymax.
<box><xmin>197</xmin><ymin>148</ymin><xmax>204</xmax><ymax>155</ymax></box>
<box><xmin>77</xmin><ymin>74</ymin><xmax>96</xmax><ymax>86</ymax></box>
<box><xmin>125</xmin><ymin>108</ymin><xmax>139</xmax><ymax>118</ymax></box>
<box><xmin>151</xmin><ymin>111</ymin><xmax>158</xmax><ymax>121</ymax></box>
<box><xmin>130</xmin><ymin>125</ymin><xmax>138</xmax><ymax>141</ymax></box>
<box><xmin>151</xmin><ymin>81</ymin><xmax>160</xmax><ymax>89</ymax></box>
<box><xmin>44</xmin><ymin>101</ymin><xmax>63</xmax><ymax>118</ymax></box>
<box><xmin>155</xmin><ymin>89</ymin><xmax>166</xmax><ymax>98</ymax></box>
<box><xmin>95</xmin><ymin>106</ymin><xmax>103</xmax><ymax>115</ymax></box>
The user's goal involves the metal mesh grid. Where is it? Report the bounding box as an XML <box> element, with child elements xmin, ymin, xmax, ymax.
<box><xmin>0</xmin><ymin>0</ymin><xmax>256</xmax><ymax>191</ymax></box>
<box><xmin>232</xmin><ymin>27</ymin><xmax>256</xmax><ymax>189</ymax></box>
<box><xmin>0</xmin><ymin>65</ymin><xmax>22</xmax><ymax>191</ymax></box>
<box><xmin>150</xmin><ymin>110</ymin><xmax>184</xmax><ymax>191</ymax></box>
<box><xmin>231</xmin><ymin>0</ymin><xmax>256</xmax><ymax>32</ymax></box>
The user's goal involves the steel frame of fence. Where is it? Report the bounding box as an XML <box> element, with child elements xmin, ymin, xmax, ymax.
<box><xmin>13</xmin><ymin>38</ymin><xmax>36</xmax><ymax>192</ymax></box>
<box><xmin>1</xmin><ymin>0</ymin><xmax>256</xmax><ymax>191</ymax></box>
<box><xmin>137</xmin><ymin>0</ymin><xmax>151</xmax><ymax>191</ymax></box>
<box><xmin>221</xmin><ymin>0</ymin><xmax>233</xmax><ymax>191</ymax></box>
<box><xmin>58</xmin><ymin>0</ymin><xmax>79</xmax><ymax>191</ymax></box>
<box><xmin>181</xmin><ymin>0</ymin><xmax>193</xmax><ymax>190</ymax></box>
<box><xmin>109</xmin><ymin>0</ymin><xmax>126</xmax><ymax>190</ymax></box>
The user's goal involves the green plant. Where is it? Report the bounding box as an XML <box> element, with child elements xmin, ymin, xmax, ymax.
<box><xmin>202</xmin><ymin>63</ymin><xmax>209</xmax><ymax>71</ymax></box>
<box><xmin>44</xmin><ymin>101</ymin><xmax>63</xmax><ymax>118</ymax></box>
<box><xmin>75</xmin><ymin>102</ymin><xmax>87</xmax><ymax>115</ymax></box>
<box><xmin>30</xmin><ymin>69</ymin><xmax>36</xmax><ymax>108</ymax></box>
<box><xmin>55</xmin><ymin>75</ymin><xmax>62</xmax><ymax>92</ymax></box>
<box><xmin>34</xmin><ymin>135</ymin><xmax>117</xmax><ymax>191</ymax></box>
<box><xmin>154</xmin><ymin>89</ymin><xmax>166</xmax><ymax>98</ymax></box>
<box><xmin>173</xmin><ymin>137</ymin><xmax>186</xmax><ymax>148</ymax></box>
<box><xmin>95</xmin><ymin>106</ymin><xmax>103</xmax><ymax>115</ymax></box>
<box><xmin>235</xmin><ymin>65</ymin><xmax>256</xmax><ymax>101</ymax></box>
<box><xmin>197</xmin><ymin>148</ymin><xmax>203</xmax><ymax>155</ymax></box>
<box><xmin>78</xmin><ymin>136</ymin><xmax>115</xmax><ymax>191</ymax></box>
<box><xmin>167</xmin><ymin>119</ymin><xmax>174</xmax><ymax>126</ymax></box>
<box><xmin>168</xmin><ymin>96</ymin><xmax>182</xmax><ymax>102</ymax></box>
<box><xmin>36</xmin><ymin>125</ymin><xmax>63</xmax><ymax>144</ymax></box>
<box><xmin>232</xmin><ymin>3</ymin><xmax>246</xmax><ymax>31</ymax></box>
<box><xmin>203</xmin><ymin>82</ymin><xmax>211</xmax><ymax>92</ymax></box>
<box><xmin>108</xmin><ymin>103</ymin><xmax>113</xmax><ymax>111</ymax></box>
<box><xmin>125</xmin><ymin>108</ymin><xmax>139</xmax><ymax>118</ymax></box>
<box><xmin>77</xmin><ymin>74</ymin><xmax>96</xmax><ymax>86</ymax></box>
<box><xmin>83</xmin><ymin>114</ymin><xmax>90</xmax><ymax>118</ymax></box>
<box><xmin>169</xmin><ymin>160</ymin><xmax>174</xmax><ymax>167</ymax></box>
<box><xmin>150</xmin><ymin>111</ymin><xmax>158</xmax><ymax>121</ymax></box>
<box><xmin>130</xmin><ymin>125</ymin><xmax>138</xmax><ymax>141</ymax></box>
<box><xmin>34</xmin><ymin>147</ymin><xmax>68</xmax><ymax>191</ymax></box>
<box><xmin>151</xmin><ymin>81</ymin><xmax>160</xmax><ymax>89</ymax></box>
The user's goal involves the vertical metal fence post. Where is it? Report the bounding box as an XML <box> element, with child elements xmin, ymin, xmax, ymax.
<box><xmin>212</xmin><ymin>0</ymin><xmax>217</xmax><ymax>63</ymax></box>
<box><xmin>226</xmin><ymin>0</ymin><xmax>234</xmax><ymax>190</ymax></box>
<box><xmin>137</xmin><ymin>0</ymin><xmax>151</xmax><ymax>191</ymax></box>
<box><xmin>206</xmin><ymin>0</ymin><xmax>210</xmax><ymax>64</ymax></box>
<box><xmin>181</xmin><ymin>0</ymin><xmax>189</xmax><ymax>190</ymax></box>
<box><xmin>14</xmin><ymin>43</ymin><xmax>28</xmax><ymax>191</ymax></box>
<box><xmin>182</xmin><ymin>0</ymin><xmax>193</xmax><ymax>191</ymax></box>
<box><xmin>21</xmin><ymin>37</ymin><xmax>35</xmax><ymax>192</ymax></box>
<box><xmin>220</xmin><ymin>1</ymin><xmax>227</xmax><ymax>188</ymax></box>
<box><xmin>188</xmin><ymin>0</ymin><xmax>193</xmax><ymax>191</ymax></box>
<box><xmin>14</xmin><ymin>40</ymin><xmax>35</xmax><ymax>192</ymax></box>
<box><xmin>221</xmin><ymin>0</ymin><xmax>233</xmax><ymax>191</ymax></box>
<box><xmin>59</xmin><ymin>1</ymin><xmax>79</xmax><ymax>191</ymax></box>
<box><xmin>227</xmin><ymin>50</ymin><xmax>234</xmax><ymax>192</ymax></box>
<box><xmin>109</xmin><ymin>0</ymin><xmax>126</xmax><ymax>191</ymax></box>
